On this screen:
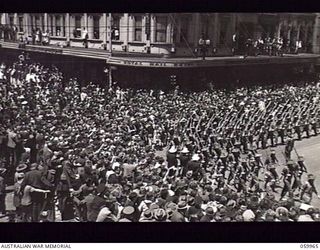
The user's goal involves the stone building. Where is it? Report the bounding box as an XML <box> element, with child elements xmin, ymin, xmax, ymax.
<box><xmin>0</xmin><ymin>13</ymin><xmax>318</xmax><ymax>56</ymax></box>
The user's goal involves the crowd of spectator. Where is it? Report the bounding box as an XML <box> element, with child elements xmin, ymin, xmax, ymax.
<box><xmin>0</xmin><ymin>55</ymin><xmax>320</xmax><ymax>222</ymax></box>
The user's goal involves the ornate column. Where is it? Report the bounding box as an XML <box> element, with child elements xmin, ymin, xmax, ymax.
<box><xmin>87</xmin><ymin>14</ymin><xmax>94</xmax><ymax>39</ymax></box>
<box><xmin>167</xmin><ymin>15</ymin><xmax>173</xmax><ymax>43</ymax></box>
<box><xmin>107</xmin><ymin>13</ymin><xmax>112</xmax><ymax>52</ymax></box>
<box><xmin>23</xmin><ymin>13</ymin><xmax>31</xmax><ymax>36</ymax></box>
<box><xmin>102</xmin><ymin>13</ymin><xmax>107</xmax><ymax>44</ymax></box>
<box><xmin>83</xmin><ymin>13</ymin><xmax>88</xmax><ymax>29</ymax></box>
<box><xmin>277</xmin><ymin>20</ymin><xmax>282</xmax><ymax>38</ymax></box>
<box><xmin>65</xmin><ymin>13</ymin><xmax>70</xmax><ymax>42</ymax></box>
<box><xmin>128</xmin><ymin>14</ymin><xmax>134</xmax><ymax>42</ymax></box>
<box><xmin>123</xmin><ymin>13</ymin><xmax>129</xmax><ymax>46</ymax></box>
<box><xmin>312</xmin><ymin>14</ymin><xmax>320</xmax><ymax>53</ymax></box>
<box><xmin>44</xmin><ymin>13</ymin><xmax>48</xmax><ymax>32</ymax></box>
<box><xmin>14</xmin><ymin>13</ymin><xmax>18</xmax><ymax>25</ymax></box>
<box><xmin>52</xmin><ymin>15</ymin><xmax>56</xmax><ymax>36</ymax></box>
<box><xmin>150</xmin><ymin>14</ymin><xmax>156</xmax><ymax>43</ymax></box>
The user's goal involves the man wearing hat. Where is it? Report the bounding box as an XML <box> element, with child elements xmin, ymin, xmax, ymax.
<box><xmin>200</xmin><ymin>206</ymin><xmax>216</xmax><ymax>222</ymax></box>
<box><xmin>86</xmin><ymin>184</ymin><xmax>108</xmax><ymax>222</ymax></box>
<box><xmin>187</xmin><ymin>154</ymin><xmax>202</xmax><ymax>180</ymax></box>
<box><xmin>139</xmin><ymin>209</ymin><xmax>154</xmax><ymax>222</ymax></box>
<box><xmin>20</xmin><ymin>163</ymin><xmax>52</xmax><ymax>222</ymax></box>
<box><xmin>179</xmin><ymin>146</ymin><xmax>190</xmax><ymax>176</ymax></box>
<box><xmin>120</xmin><ymin>206</ymin><xmax>136</xmax><ymax>222</ymax></box>
<box><xmin>170</xmin><ymin>201</ymin><xmax>187</xmax><ymax>222</ymax></box>
<box><xmin>166</xmin><ymin>145</ymin><xmax>178</xmax><ymax>169</ymax></box>
<box><xmin>300</xmin><ymin>174</ymin><xmax>320</xmax><ymax>204</ymax></box>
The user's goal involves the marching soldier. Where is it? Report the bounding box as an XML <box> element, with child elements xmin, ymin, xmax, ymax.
<box><xmin>270</xmin><ymin>149</ymin><xmax>278</xmax><ymax>164</ymax></box>
<box><xmin>280</xmin><ymin>167</ymin><xmax>293</xmax><ymax>200</ymax></box>
<box><xmin>310</xmin><ymin>117</ymin><xmax>317</xmax><ymax>136</ymax></box>
<box><xmin>300</xmin><ymin>174</ymin><xmax>320</xmax><ymax>204</ymax></box>
<box><xmin>297</xmin><ymin>156</ymin><xmax>308</xmax><ymax>173</ymax></box>
<box><xmin>294</xmin><ymin>120</ymin><xmax>302</xmax><ymax>140</ymax></box>
<box><xmin>302</xmin><ymin>119</ymin><xmax>310</xmax><ymax>138</ymax></box>
<box><xmin>284</xmin><ymin>137</ymin><xmax>294</xmax><ymax>160</ymax></box>
<box><xmin>267</xmin><ymin>124</ymin><xmax>276</xmax><ymax>147</ymax></box>
<box><xmin>277</xmin><ymin>124</ymin><xmax>285</xmax><ymax>145</ymax></box>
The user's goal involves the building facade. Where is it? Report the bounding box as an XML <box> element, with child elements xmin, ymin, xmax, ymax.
<box><xmin>0</xmin><ymin>13</ymin><xmax>319</xmax><ymax>56</ymax></box>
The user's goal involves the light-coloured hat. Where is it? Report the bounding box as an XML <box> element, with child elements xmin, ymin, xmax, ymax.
<box><xmin>181</xmin><ymin>147</ymin><xmax>189</xmax><ymax>154</ymax></box>
<box><xmin>192</xmin><ymin>154</ymin><xmax>200</xmax><ymax>161</ymax></box>
<box><xmin>112</xmin><ymin>162</ymin><xmax>120</xmax><ymax>170</ymax></box>
<box><xmin>168</xmin><ymin>146</ymin><xmax>177</xmax><ymax>153</ymax></box>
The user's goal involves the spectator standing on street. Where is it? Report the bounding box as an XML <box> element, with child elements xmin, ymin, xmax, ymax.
<box><xmin>0</xmin><ymin>168</ymin><xmax>6</xmax><ymax>215</ymax></box>
<box><xmin>82</xmin><ymin>28</ymin><xmax>88</xmax><ymax>49</ymax></box>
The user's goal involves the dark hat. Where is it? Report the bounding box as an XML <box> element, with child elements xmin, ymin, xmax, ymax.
<box><xmin>154</xmin><ymin>208</ymin><xmax>167</xmax><ymax>221</ymax></box>
<box><xmin>177</xmin><ymin>201</ymin><xmax>188</xmax><ymax>210</ymax></box>
<box><xmin>96</xmin><ymin>183</ymin><xmax>107</xmax><ymax>195</ymax></box>
<box><xmin>142</xmin><ymin>209</ymin><xmax>153</xmax><ymax>219</ymax></box>
<box><xmin>205</xmin><ymin>206</ymin><xmax>215</xmax><ymax>216</ymax></box>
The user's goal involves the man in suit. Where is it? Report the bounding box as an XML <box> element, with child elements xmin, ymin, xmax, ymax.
<box><xmin>20</xmin><ymin>163</ymin><xmax>52</xmax><ymax>222</ymax></box>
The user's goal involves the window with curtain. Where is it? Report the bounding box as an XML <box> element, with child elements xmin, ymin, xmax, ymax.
<box><xmin>18</xmin><ymin>16</ymin><xmax>24</xmax><ymax>32</ymax></box>
<box><xmin>49</xmin><ymin>16</ymin><xmax>54</xmax><ymax>35</ymax></box>
<box><xmin>74</xmin><ymin>15</ymin><xmax>82</xmax><ymax>38</ymax></box>
<box><xmin>134</xmin><ymin>15</ymin><xmax>142</xmax><ymax>41</ymax></box>
<box><xmin>41</xmin><ymin>16</ymin><xmax>45</xmax><ymax>32</ymax></box>
<box><xmin>9</xmin><ymin>15</ymin><xmax>14</xmax><ymax>26</ymax></box>
<box><xmin>56</xmin><ymin>15</ymin><xmax>61</xmax><ymax>36</ymax></box>
<box><xmin>112</xmin><ymin>15</ymin><xmax>120</xmax><ymax>40</ymax></box>
<box><xmin>93</xmin><ymin>16</ymin><xmax>100</xmax><ymax>39</ymax></box>
<box><xmin>155</xmin><ymin>16</ymin><xmax>167</xmax><ymax>42</ymax></box>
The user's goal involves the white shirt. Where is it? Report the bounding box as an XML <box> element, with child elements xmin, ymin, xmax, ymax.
<box><xmin>80</xmin><ymin>92</ymin><xmax>88</xmax><ymax>102</ymax></box>
<box><xmin>96</xmin><ymin>207</ymin><xmax>112</xmax><ymax>222</ymax></box>
<box><xmin>7</xmin><ymin>130</ymin><xmax>17</xmax><ymax>148</ymax></box>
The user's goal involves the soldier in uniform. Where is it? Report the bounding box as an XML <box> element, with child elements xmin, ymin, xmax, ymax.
<box><xmin>300</xmin><ymin>174</ymin><xmax>320</xmax><ymax>204</ymax></box>
<box><xmin>280</xmin><ymin>168</ymin><xmax>293</xmax><ymax>200</ymax></box>
<box><xmin>297</xmin><ymin>156</ymin><xmax>307</xmax><ymax>173</ymax></box>
<box><xmin>277</xmin><ymin>123</ymin><xmax>285</xmax><ymax>145</ymax></box>
<box><xmin>284</xmin><ymin>137</ymin><xmax>294</xmax><ymax>160</ymax></box>
<box><xmin>294</xmin><ymin>120</ymin><xmax>302</xmax><ymax>140</ymax></box>
<box><xmin>310</xmin><ymin>117</ymin><xmax>317</xmax><ymax>136</ymax></box>
<box><xmin>302</xmin><ymin>118</ymin><xmax>310</xmax><ymax>138</ymax></box>
<box><xmin>267</xmin><ymin>124</ymin><xmax>276</xmax><ymax>147</ymax></box>
<box><xmin>265</xmin><ymin>156</ymin><xmax>278</xmax><ymax>180</ymax></box>
<box><xmin>270</xmin><ymin>149</ymin><xmax>278</xmax><ymax>164</ymax></box>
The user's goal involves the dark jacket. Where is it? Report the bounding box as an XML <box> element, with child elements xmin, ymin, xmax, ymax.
<box><xmin>20</xmin><ymin>169</ymin><xmax>48</xmax><ymax>191</ymax></box>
